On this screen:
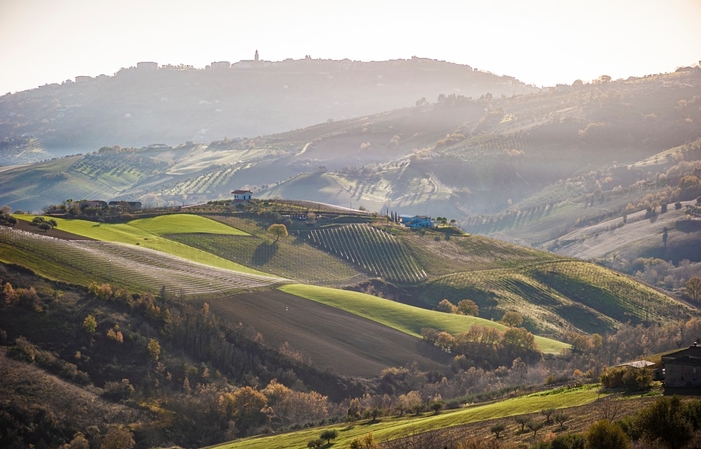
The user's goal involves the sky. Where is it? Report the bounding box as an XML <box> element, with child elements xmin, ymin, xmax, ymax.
<box><xmin>1</xmin><ymin>0</ymin><xmax>700</xmax><ymax>94</ymax></box>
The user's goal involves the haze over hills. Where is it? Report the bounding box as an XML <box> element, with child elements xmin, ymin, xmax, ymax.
<box><xmin>0</xmin><ymin>56</ymin><xmax>533</xmax><ymax>163</ymax></box>
<box><xmin>3</xmin><ymin>60</ymin><xmax>701</xmax><ymax>448</ymax></box>
<box><xmin>1</xmin><ymin>65</ymin><xmax>699</xmax><ymax>269</ymax></box>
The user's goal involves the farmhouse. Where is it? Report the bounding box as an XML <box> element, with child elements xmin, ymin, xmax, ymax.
<box><xmin>399</xmin><ymin>215</ymin><xmax>435</xmax><ymax>229</ymax></box>
<box><xmin>662</xmin><ymin>344</ymin><xmax>701</xmax><ymax>388</ymax></box>
<box><xmin>231</xmin><ymin>189</ymin><xmax>253</xmax><ymax>203</ymax></box>
<box><xmin>80</xmin><ymin>200</ymin><xmax>107</xmax><ymax>209</ymax></box>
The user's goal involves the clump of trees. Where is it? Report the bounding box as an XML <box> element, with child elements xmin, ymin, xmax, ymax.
<box><xmin>599</xmin><ymin>365</ymin><xmax>653</xmax><ymax>391</ymax></box>
<box><xmin>436</xmin><ymin>298</ymin><xmax>479</xmax><ymax>316</ymax></box>
<box><xmin>0</xmin><ymin>205</ymin><xmax>17</xmax><ymax>226</ymax></box>
<box><xmin>421</xmin><ymin>323</ymin><xmax>541</xmax><ymax>365</ymax></box>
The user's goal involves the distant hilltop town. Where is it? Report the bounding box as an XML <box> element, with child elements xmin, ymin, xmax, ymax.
<box><xmin>69</xmin><ymin>50</ymin><xmax>511</xmax><ymax>83</ymax></box>
<box><xmin>3</xmin><ymin>52</ymin><xmax>536</xmax><ymax>156</ymax></box>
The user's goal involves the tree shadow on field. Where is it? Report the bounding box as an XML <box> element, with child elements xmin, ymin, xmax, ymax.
<box><xmin>252</xmin><ymin>241</ymin><xmax>279</xmax><ymax>266</ymax></box>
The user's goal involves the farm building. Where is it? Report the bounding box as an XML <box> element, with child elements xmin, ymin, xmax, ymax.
<box><xmin>662</xmin><ymin>344</ymin><xmax>701</xmax><ymax>388</ymax></box>
<box><xmin>231</xmin><ymin>189</ymin><xmax>253</xmax><ymax>203</ymax></box>
<box><xmin>399</xmin><ymin>215</ymin><xmax>434</xmax><ymax>229</ymax></box>
<box><xmin>108</xmin><ymin>201</ymin><xmax>142</xmax><ymax>211</ymax></box>
<box><xmin>80</xmin><ymin>200</ymin><xmax>107</xmax><ymax>209</ymax></box>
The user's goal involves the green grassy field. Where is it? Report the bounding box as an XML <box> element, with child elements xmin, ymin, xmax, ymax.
<box><xmin>0</xmin><ymin>227</ymin><xmax>283</xmax><ymax>295</ymax></box>
<box><xmin>15</xmin><ymin>214</ymin><xmax>263</xmax><ymax>275</ymax></box>
<box><xmin>279</xmin><ymin>284</ymin><xmax>569</xmax><ymax>354</ymax></box>
<box><xmin>209</xmin><ymin>385</ymin><xmax>601</xmax><ymax>449</ymax></box>
<box><xmin>167</xmin><ymin>231</ymin><xmax>367</xmax><ymax>285</ymax></box>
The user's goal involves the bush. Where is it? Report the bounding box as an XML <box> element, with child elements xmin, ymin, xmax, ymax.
<box><xmin>586</xmin><ymin>420</ymin><xmax>629</xmax><ymax>449</ymax></box>
<box><xmin>599</xmin><ymin>366</ymin><xmax>652</xmax><ymax>391</ymax></box>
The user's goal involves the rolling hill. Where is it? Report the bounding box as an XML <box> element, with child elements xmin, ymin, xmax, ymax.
<box><xmin>6</xmin><ymin>205</ymin><xmax>695</xmax><ymax>341</ymax></box>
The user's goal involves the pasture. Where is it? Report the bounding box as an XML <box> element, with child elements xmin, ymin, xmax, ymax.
<box><xmin>279</xmin><ymin>284</ymin><xmax>569</xmax><ymax>354</ymax></box>
<box><xmin>14</xmin><ymin>214</ymin><xmax>262</xmax><ymax>274</ymax></box>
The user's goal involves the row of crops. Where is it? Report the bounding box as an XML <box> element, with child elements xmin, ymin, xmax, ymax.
<box><xmin>160</xmin><ymin>165</ymin><xmax>241</xmax><ymax>196</ymax></box>
<box><xmin>426</xmin><ymin>259</ymin><xmax>692</xmax><ymax>334</ymax></box>
<box><xmin>303</xmin><ymin>224</ymin><xmax>426</xmax><ymax>284</ymax></box>
<box><xmin>0</xmin><ymin>228</ymin><xmax>283</xmax><ymax>296</ymax></box>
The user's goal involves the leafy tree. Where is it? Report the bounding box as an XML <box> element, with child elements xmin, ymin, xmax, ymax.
<box><xmin>457</xmin><ymin>299</ymin><xmax>479</xmax><ymax>316</ymax></box>
<box><xmin>586</xmin><ymin>420</ymin><xmax>629</xmax><ymax>449</ymax></box>
<box><xmin>100</xmin><ymin>426</ymin><xmax>135</xmax><ymax>449</ymax></box>
<box><xmin>490</xmin><ymin>422</ymin><xmax>505</xmax><ymax>439</ymax></box>
<box><xmin>553</xmin><ymin>411</ymin><xmax>570</xmax><ymax>428</ymax></box>
<box><xmin>527</xmin><ymin>419</ymin><xmax>545</xmax><ymax>437</ymax></box>
<box><xmin>679</xmin><ymin>175</ymin><xmax>701</xmax><ymax>200</ymax></box>
<box><xmin>541</xmin><ymin>408</ymin><xmax>555</xmax><ymax>422</ymax></box>
<box><xmin>83</xmin><ymin>315</ymin><xmax>97</xmax><ymax>333</ymax></box>
<box><xmin>349</xmin><ymin>432</ymin><xmax>379</xmax><ymax>449</ymax></box>
<box><xmin>436</xmin><ymin>298</ymin><xmax>456</xmax><ymax>313</ymax></box>
<box><xmin>3</xmin><ymin>282</ymin><xmax>18</xmax><ymax>306</ymax></box>
<box><xmin>501</xmin><ymin>311</ymin><xmax>523</xmax><ymax>327</ymax></box>
<box><xmin>515</xmin><ymin>415</ymin><xmax>529</xmax><ymax>432</ymax></box>
<box><xmin>62</xmin><ymin>432</ymin><xmax>90</xmax><ymax>449</ymax></box>
<box><xmin>551</xmin><ymin>433</ymin><xmax>585</xmax><ymax>449</ymax></box>
<box><xmin>686</xmin><ymin>276</ymin><xmax>701</xmax><ymax>302</ymax></box>
<box><xmin>430</xmin><ymin>399</ymin><xmax>444</xmax><ymax>415</ymax></box>
<box><xmin>635</xmin><ymin>396</ymin><xmax>692</xmax><ymax>449</ymax></box>
<box><xmin>307</xmin><ymin>439</ymin><xmax>324</xmax><ymax>449</ymax></box>
<box><xmin>320</xmin><ymin>429</ymin><xmax>339</xmax><ymax>444</ymax></box>
<box><xmin>147</xmin><ymin>338</ymin><xmax>161</xmax><ymax>360</ymax></box>
<box><xmin>663</xmin><ymin>226</ymin><xmax>668</xmax><ymax>248</ymax></box>
<box><xmin>267</xmin><ymin>223</ymin><xmax>288</xmax><ymax>242</ymax></box>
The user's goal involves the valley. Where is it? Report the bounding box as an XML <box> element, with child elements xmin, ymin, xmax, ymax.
<box><xmin>1</xmin><ymin>60</ymin><xmax>701</xmax><ymax>449</ymax></box>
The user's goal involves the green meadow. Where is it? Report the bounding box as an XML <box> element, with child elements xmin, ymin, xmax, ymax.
<box><xmin>15</xmin><ymin>214</ymin><xmax>262</xmax><ymax>275</ymax></box>
<box><xmin>279</xmin><ymin>284</ymin><xmax>569</xmax><ymax>354</ymax></box>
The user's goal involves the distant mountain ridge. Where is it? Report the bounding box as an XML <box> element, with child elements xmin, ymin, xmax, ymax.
<box><xmin>0</xmin><ymin>57</ymin><xmax>534</xmax><ymax>162</ymax></box>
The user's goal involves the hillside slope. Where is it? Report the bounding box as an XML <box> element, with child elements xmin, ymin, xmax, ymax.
<box><xmin>0</xmin><ymin>57</ymin><xmax>533</xmax><ymax>162</ymax></box>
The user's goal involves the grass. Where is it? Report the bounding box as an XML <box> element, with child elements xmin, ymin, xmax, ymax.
<box><xmin>15</xmin><ymin>214</ymin><xmax>264</xmax><ymax>275</ymax></box>
<box><xmin>128</xmin><ymin>214</ymin><xmax>249</xmax><ymax>236</ymax></box>
<box><xmin>167</xmin><ymin>233</ymin><xmax>366</xmax><ymax>285</ymax></box>
<box><xmin>208</xmin><ymin>384</ymin><xmax>601</xmax><ymax>449</ymax></box>
<box><xmin>0</xmin><ymin>227</ymin><xmax>283</xmax><ymax>295</ymax></box>
<box><xmin>279</xmin><ymin>284</ymin><xmax>569</xmax><ymax>354</ymax></box>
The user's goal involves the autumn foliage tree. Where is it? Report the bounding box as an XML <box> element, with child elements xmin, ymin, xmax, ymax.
<box><xmin>686</xmin><ymin>276</ymin><xmax>701</xmax><ymax>302</ymax></box>
<box><xmin>267</xmin><ymin>223</ymin><xmax>288</xmax><ymax>242</ymax></box>
<box><xmin>457</xmin><ymin>299</ymin><xmax>479</xmax><ymax>316</ymax></box>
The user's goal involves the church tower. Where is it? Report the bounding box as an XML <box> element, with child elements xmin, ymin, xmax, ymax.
<box><xmin>254</xmin><ymin>50</ymin><xmax>259</xmax><ymax>62</ymax></box>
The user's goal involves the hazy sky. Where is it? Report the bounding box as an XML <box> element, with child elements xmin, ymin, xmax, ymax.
<box><xmin>2</xmin><ymin>0</ymin><xmax>700</xmax><ymax>94</ymax></box>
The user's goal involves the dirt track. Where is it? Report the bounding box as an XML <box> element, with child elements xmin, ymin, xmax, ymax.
<box><xmin>209</xmin><ymin>289</ymin><xmax>450</xmax><ymax>377</ymax></box>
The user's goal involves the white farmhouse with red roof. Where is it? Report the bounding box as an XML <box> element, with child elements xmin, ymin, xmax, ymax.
<box><xmin>231</xmin><ymin>189</ymin><xmax>253</xmax><ymax>203</ymax></box>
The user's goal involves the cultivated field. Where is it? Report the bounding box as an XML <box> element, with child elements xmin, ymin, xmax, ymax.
<box><xmin>207</xmin><ymin>289</ymin><xmax>450</xmax><ymax>377</ymax></box>
<box><xmin>0</xmin><ymin>227</ymin><xmax>284</xmax><ymax>295</ymax></box>
<box><xmin>423</xmin><ymin>259</ymin><xmax>693</xmax><ymax>335</ymax></box>
<box><xmin>303</xmin><ymin>224</ymin><xmax>426</xmax><ymax>283</ymax></box>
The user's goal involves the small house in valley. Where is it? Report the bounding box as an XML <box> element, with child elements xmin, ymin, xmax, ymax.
<box><xmin>231</xmin><ymin>189</ymin><xmax>253</xmax><ymax>203</ymax></box>
<box><xmin>662</xmin><ymin>344</ymin><xmax>701</xmax><ymax>388</ymax></box>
